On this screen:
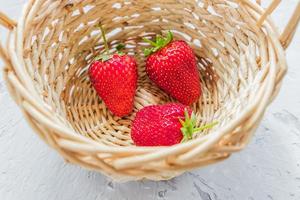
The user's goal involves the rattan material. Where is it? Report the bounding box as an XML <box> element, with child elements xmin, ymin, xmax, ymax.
<box><xmin>0</xmin><ymin>0</ymin><xmax>299</xmax><ymax>181</ymax></box>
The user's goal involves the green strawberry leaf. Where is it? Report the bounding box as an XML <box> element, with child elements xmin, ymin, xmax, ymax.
<box><xmin>116</xmin><ymin>43</ymin><xmax>125</xmax><ymax>51</ymax></box>
<box><xmin>179</xmin><ymin>109</ymin><xmax>218</xmax><ymax>143</ymax></box>
<box><xmin>156</xmin><ymin>35</ymin><xmax>165</xmax><ymax>46</ymax></box>
<box><xmin>165</xmin><ymin>30</ymin><xmax>173</xmax><ymax>45</ymax></box>
<box><xmin>142</xmin><ymin>30</ymin><xmax>174</xmax><ymax>57</ymax></box>
<box><xmin>95</xmin><ymin>53</ymin><xmax>112</xmax><ymax>62</ymax></box>
<box><xmin>117</xmin><ymin>51</ymin><xmax>125</xmax><ymax>56</ymax></box>
<box><xmin>143</xmin><ymin>38</ymin><xmax>157</xmax><ymax>46</ymax></box>
<box><xmin>143</xmin><ymin>48</ymin><xmax>154</xmax><ymax>57</ymax></box>
<box><xmin>116</xmin><ymin>43</ymin><xmax>126</xmax><ymax>56</ymax></box>
<box><xmin>193</xmin><ymin>121</ymin><xmax>219</xmax><ymax>132</ymax></box>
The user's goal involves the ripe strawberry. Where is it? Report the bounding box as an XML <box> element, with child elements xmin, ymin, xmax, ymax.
<box><xmin>143</xmin><ymin>31</ymin><xmax>201</xmax><ymax>105</ymax></box>
<box><xmin>131</xmin><ymin>103</ymin><xmax>217</xmax><ymax>146</ymax></box>
<box><xmin>89</xmin><ymin>24</ymin><xmax>137</xmax><ymax>117</ymax></box>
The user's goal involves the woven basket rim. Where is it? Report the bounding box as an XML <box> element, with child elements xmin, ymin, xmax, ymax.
<box><xmin>0</xmin><ymin>0</ymin><xmax>300</xmax><ymax>180</ymax></box>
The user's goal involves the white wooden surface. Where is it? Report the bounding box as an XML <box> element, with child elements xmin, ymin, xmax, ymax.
<box><xmin>0</xmin><ymin>1</ymin><xmax>300</xmax><ymax>199</ymax></box>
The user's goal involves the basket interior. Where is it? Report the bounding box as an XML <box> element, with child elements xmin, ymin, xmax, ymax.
<box><xmin>25</xmin><ymin>0</ymin><xmax>263</xmax><ymax>147</ymax></box>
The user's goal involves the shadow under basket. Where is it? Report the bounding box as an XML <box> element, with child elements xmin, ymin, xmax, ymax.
<box><xmin>0</xmin><ymin>0</ymin><xmax>300</xmax><ymax>181</ymax></box>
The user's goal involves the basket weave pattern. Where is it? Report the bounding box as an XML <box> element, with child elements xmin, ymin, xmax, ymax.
<box><xmin>0</xmin><ymin>0</ymin><xmax>300</xmax><ymax>181</ymax></box>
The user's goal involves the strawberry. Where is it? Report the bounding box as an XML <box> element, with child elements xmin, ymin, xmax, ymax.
<box><xmin>89</xmin><ymin>24</ymin><xmax>137</xmax><ymax>117</ymax></box>
<box><xmin>131</xmin><ymin>103</ymin><xmax>217</xmax><ymax>146</ymax></box>
<box><xmin>143</xmin><ymin>31</ymin><xmax>201</xmax><ymax>105</ymax></box>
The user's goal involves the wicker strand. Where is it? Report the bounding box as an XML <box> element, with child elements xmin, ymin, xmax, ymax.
<box><xmin>280</xmin><ymin>1</ymin><xmax>300</xmax><ymax>49</ymax></box>
<box><xmin>256</xmin><ymin>0</ymin><xmax>281</xmax><ymax>27</ymax></box>
<box><xmin>0</xmin><ymin>12</ymin><xmax>16</xmax><ymax>30</ymax></box>
<box><xmin>0</xmin><ymin>13</ymin><xmax>16</xmax><ymax>66</ymax></box>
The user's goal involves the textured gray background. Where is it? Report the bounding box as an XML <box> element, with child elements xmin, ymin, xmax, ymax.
<box><xmin>0</xmin><ymin>0</ymin><xmax>300</xmax><ymax>199</ymax></box>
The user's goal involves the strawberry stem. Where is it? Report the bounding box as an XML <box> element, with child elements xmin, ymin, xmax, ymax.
<box><xmin>99</xmin><ymin>23</ymin><xmax>109</xmax><ymax>54</ymax></box>
<box><xmin>143</xmin><ymin>30</ymin><xmax>173</xmax><ymax>57</ymax></box>
<box><xmin>180</xmin><ymin>109</ymin><xmax>218</xmax><ymax>143</ymax></box>
<box><xmin>94</xmin><ymin>23</ymin><xmax>126</xmax><ymax>61</ymax></box>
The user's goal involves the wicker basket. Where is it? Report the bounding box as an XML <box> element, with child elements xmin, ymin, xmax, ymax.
<box><xmin>0</xmin><ymin>0</ymin><xmax>299</xmax><ymax>181</ymax></box>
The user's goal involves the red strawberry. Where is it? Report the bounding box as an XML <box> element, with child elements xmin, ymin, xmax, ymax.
<box><xmin>131</xmin><ymin>103</ymin><xmax>217</xmax><ymax>146</ymax></box>
<box><xmin>89</xmin><ymin>24</ymin><xmax>137</xmax><ymax>117</ymax></box>
<box><xmin>143</xmin><ymin>31</ymin><xmax>201</xmax><ymax>105</ymax></box>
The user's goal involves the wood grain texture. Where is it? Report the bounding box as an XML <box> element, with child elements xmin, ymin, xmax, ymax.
<box><xmin>0</xmin><ymin>0</ymin><xmax>300</xmax><ymax>199</ymax></box>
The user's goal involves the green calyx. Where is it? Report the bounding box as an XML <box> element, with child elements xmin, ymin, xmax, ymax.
<box><xmin>143</xmin><ymin>31</ymin><xmax>173</xmax><ymax>57</ymax></box>
<box><xmin>94</xmin><ymin>23</ymin><xmax>126</xmax><ymax>62</ymax></box>
<box><xmin>116</xmin><ymin>43</ymin><xmax>125</xmax><ymax>55</ymax></box>
<box><xmin>179</xmin><ymin>109</ymin><xmax>218</xmax><ymax>143</ymax></box>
